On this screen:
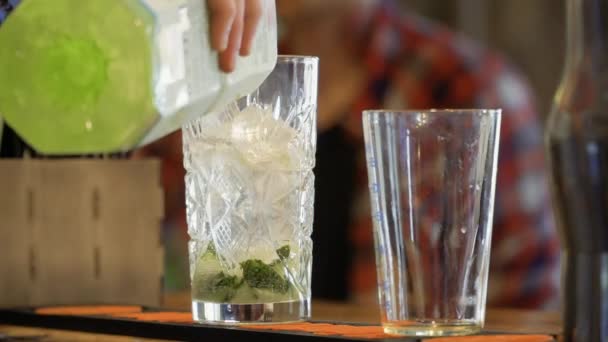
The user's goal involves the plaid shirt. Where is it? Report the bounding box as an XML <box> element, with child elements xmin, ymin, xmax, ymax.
<box><xmin>331</xmin><ymin>2</ymin><xmax>559</xmax><ymax>309</ymax></box>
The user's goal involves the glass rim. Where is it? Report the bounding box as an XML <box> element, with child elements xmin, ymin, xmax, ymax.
<box><xmin>363</xmin><ymin>108</ymin><xmax>501</xmax><ymax>116</ymax></box>
<box><xmin>277</xmin><ymin>55</ymin><xmax>319</xmax><ymax>63</ymax></box>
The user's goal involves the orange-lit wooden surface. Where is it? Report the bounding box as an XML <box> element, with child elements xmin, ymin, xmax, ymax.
<box><xmin>164</xmin><ymin>291</ymin><xmax>562</xmax><ymax>336</ymax></box>
<box><xmin>0</xmin><ymin>291</ymin><xmax>561</xmax><ymax>341</ymax></box>
<box><xmin>0</xmin><ymin>324</ymin><xmax>177</xmax><ymax>342</ymax></box>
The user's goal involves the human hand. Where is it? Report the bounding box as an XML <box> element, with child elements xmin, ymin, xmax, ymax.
<box><xmin>207</xmin><ymin>0</ymin><xmax>263</xmax><ymax>73</ymax></box>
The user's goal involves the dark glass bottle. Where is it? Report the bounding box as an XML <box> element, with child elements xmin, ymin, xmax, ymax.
<box><xmin>0</xmin><ymin>0</ymin><xmax>20</xmax><ymax>21</ymax></box>
<box><xmin>546</xmin><ymin>0</ymin><xmax>608</xmax><ymax>341</ymax></box>
<box><xmin>0</xmin><ymin>124</ymin><xmax>33</xmax><ymax>157</ymax></box>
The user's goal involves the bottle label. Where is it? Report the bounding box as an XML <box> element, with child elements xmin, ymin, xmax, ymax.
<box><xmin>142</xmin><ymin>0</ymin><xmax>210</xmax><ymax>117</ymax></box>
<box><xmin>136</xmin><ymin>0</ymin><xmax>277</xmax><ymax>146</ymax></box>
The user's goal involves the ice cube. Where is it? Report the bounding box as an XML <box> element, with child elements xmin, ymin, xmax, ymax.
<box><xmin>230</xmin><ymin>105</ymin><xmax>295</xmax><ymax>145</ymax></box>
<box><xmin>185</xmin><ymin>141</ymin><xmax>254</xmax><ymax>243</ymax></box>
<box><xmin>230</xmin><ymin>105</ymin><xmax>298</xmax><ymax>169</ymax></box>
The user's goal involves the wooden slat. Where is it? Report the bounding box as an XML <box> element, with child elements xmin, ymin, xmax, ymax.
<box><xmin>93</xmin><ymin>160</ymin><xmax>163</xmax><ymax>306</ymax></box>
<box><xmin>0</xmin><ymin>161</ymin><xmax>30</xmax><ymax>306</ymax></box>
<box><xmin>0</xmin><ymin>159</ymin><xmax>164</xmax><ymax>308</ymax></box>
<box><xmin>31</xmin><ymin>161</ymin><xmax>97</xmax><ymax>305</ymax></box>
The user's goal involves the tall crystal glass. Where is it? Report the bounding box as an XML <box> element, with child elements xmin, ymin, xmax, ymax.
<box><xmin>183</xmin><ymin>56</ymin><xmax>318</xmax><ymax>324</ymax></box>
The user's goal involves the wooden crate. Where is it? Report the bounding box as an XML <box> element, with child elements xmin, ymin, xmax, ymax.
<box><xmin>0</xmin><ymin>159</ymin><xmax>164</xmax><ymax>307</ymax></box>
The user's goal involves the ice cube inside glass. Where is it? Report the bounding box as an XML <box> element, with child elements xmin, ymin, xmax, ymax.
<box><xmin>183</xmin><ymin>56</ymin><xmax>318</xmax><ymax>324</ymax></box>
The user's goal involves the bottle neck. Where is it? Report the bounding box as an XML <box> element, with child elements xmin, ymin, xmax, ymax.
<box><xmin>553</xmin><ymin>0</ymin><xmax>608</xmax><ymax>114</ymax></box>
<box><xmin>565</xmin><ymin>0</ymin><xmax>608</xmax><ymax>75</ymax></box>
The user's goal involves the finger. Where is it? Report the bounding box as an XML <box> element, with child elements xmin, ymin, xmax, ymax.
<box><xmin>207</xmin><ymin>0</ymin><xmax>237</xmax><ymax>51</ymax></box>
<box><xmin>219</xmin><ymin>0</ymin><xmax>244</xmax><ymax>72</ymax></box>
<box><xmin>239</xmin><ymin>0</ymin><xmax>262</xmax><ymax>56</ymax></box>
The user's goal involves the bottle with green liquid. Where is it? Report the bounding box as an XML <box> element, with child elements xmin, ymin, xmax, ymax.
<box><xmin>0</xmin><ymin>0</ymin><xmax>277</xmax><ymax>155</ymax></box>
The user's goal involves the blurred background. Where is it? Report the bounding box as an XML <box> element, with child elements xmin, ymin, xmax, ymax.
<box><xmin>0</xmin><ymin>0</ymin><xmax>569</xmax><ymax>313</ymax></box>
<box><xmin>158</xmin><ymin>0</ymin><xmax>568</xmax><ymax>301</ymax></box>
<box><xmin>407</xmin><ymin>0</ymin><xmax>565</xmax><ymax>119</ymax></box>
